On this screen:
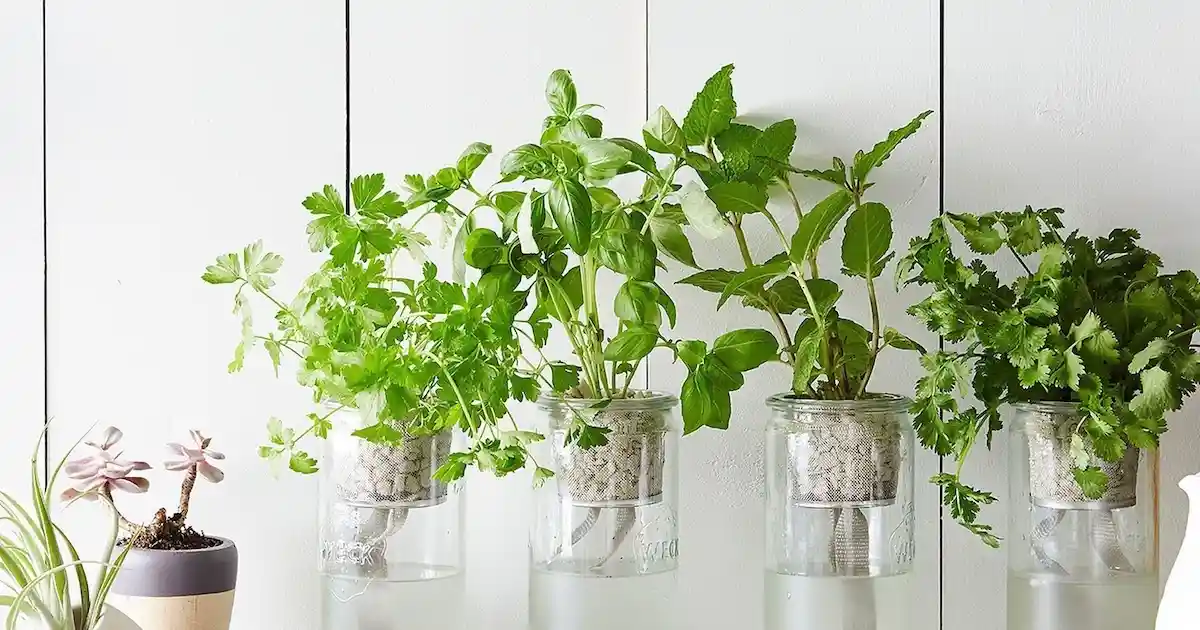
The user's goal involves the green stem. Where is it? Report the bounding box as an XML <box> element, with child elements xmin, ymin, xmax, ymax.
<box><xmin>729</xmin><ymin>221</ymin><xmax>794</xmax><ymax>352</ymax></box>
<box><xmin>856</xmin><ymin>274</ymin><xmax>882</xmax><ymax>399</ymax></box>
<box><xmin>639</xmin><ymin>158</ymin><xmax>682</xmax><ymax>235</ymax></box>
<box><xmin>1008</xmin><ymin>245</ymin><xmax>1034</xmax><ymax>276</ymax></box>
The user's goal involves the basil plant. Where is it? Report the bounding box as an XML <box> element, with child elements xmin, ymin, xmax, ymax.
<box><xmin>671</xmin><ymin>64</ymin><xmax>932</xmax><ymax>430</ymax></box>
<box><xmin>203</xmin><ymin>175</ymin><xmax>541</xmax><ymax>481</ymax></box>
<box><xmin>412</xmin><ymin>68</ymin><xmax>776</xmax><ymax>444</ymax></box>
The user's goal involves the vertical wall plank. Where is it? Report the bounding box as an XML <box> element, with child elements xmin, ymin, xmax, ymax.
<box><xmin>349</xmin><ymin>2</ymin><xmax>646</xmax><ymax>627</ymax></box>
<box><xmin>647</xmin><ymin>3</ymin><xmax>941</xmax><ymax>628</ymax></box>
<box><xmin>45</xmin><ymin>3</ymin><xmax>344</xmax><ymax>629</ymax></box>
<box><xmin>944</xmin><ymin>4</ymin><xmax>1200</xmax><ymax>626</ymax></box>
<box><xmin>0</xmin><ymin>2</ymin><xmax>45</xmax><ymax>484</ymax></box>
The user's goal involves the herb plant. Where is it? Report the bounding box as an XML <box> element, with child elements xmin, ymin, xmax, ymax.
<box><xmin>901</xmin><ymin>207</ymin><xmax>1200</xmax><ymax>546</ymax></box>
<box><xmin>1</xmin><ymin>427</ymin><xmax>129</xmax><ymax>630</ymax></box>
<box><xmin>426</xmin><ymin>69</ymin><xmax>774</xmax><ymax>441</ymax></box>
<box><xmin>673</xmin><ymin>64</ymin><xmax>932</xmax><ymax>429</ymax></box>
<box><xmin>204</xmin><ymin>174</ymin><xmax>540</xmax><ymax>482</ymax></box>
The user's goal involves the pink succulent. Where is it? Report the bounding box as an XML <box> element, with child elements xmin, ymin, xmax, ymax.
<box><xmin>165</xmin><ymin>430</ymin><xmax>226</xmax><ymax>483</ymax></box>
<box><xmin>61</xmin><ymin>426</ymin><xmax>152</xmax><ymax>502</ymax></box>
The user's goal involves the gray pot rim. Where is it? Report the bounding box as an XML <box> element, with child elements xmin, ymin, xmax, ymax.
<box><xmin>112</xmin><ymin>535</ymin><xmax>238</xmax><ymax>598</ymax></box>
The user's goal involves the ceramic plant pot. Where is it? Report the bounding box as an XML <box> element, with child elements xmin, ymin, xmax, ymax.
<box><xmin>106</xmin><ymin>537</ymin><xmax>238</xmax><ymax>630</ymax></box>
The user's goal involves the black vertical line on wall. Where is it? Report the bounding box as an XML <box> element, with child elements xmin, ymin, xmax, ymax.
<box><xmin>41</xmin><ymin>0</ymin><xmax>49</xmax><ymax>486</ymax></box>
<box><xmin>937</xmin><ymin>0</ymin><xmax>946</xmax><ymax>627</ymax></box>
<box><xmin>344</xmin><ymin>0</ymin><xmax>351</xmax><ymax>210</ymax></box>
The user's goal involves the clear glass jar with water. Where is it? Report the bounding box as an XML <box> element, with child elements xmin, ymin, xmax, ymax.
<box><xmin>318</xmin><ymin>407</ymin><xmax>464</xmax><ymax>630</ymax></box>
<box><xmin>764</xmin><ymin>394</ymin><xmax>915</xmax><ymax>630</ymax></box>
<box><xmin>529</xmin><ymin>392</ymin><xmax>680</xmax><ymax>630</ymax></box>
<box><xmin>1007</xmin><ymin>401</ymin><xmax>1158</xmax><ymax>630</ymax></box>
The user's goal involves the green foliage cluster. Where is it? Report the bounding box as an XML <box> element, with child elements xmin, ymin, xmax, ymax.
<box><xmin>204</xmin><ymin>174</ymin><xmax>545</xmax><ymax>482</ymax></box>
<box><xmin>447</xmin><ymin>69</ymin><xmax>774</xmax><ymax>437</ymax></box>
<box><xmin>902</xmin><ymin>207</ymin><xmax>1200</xmax><ymax>546</ymax></box>
<box><xmin>672</xmin><ymin>65</ymin><xmax>930</xmax><ymax>427</ymax></box>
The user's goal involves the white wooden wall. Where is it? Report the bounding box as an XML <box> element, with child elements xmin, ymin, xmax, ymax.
<box><xmin>2</xmin><ymin>2</ymin><xmax>1197</xmax><ymax>629</ymax></box>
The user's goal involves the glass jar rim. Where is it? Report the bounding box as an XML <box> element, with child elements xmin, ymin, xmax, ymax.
<box><xmin>765</xmin><ymin>392</ymin><xmax>911</xmax><ymax>413</ymax></box>
<box><xmin>536</xmin><ymin>390</ymin><xmax>679</xmax><ymax>412</ymax></box>
<box><xmin>1009</xmin><ymin>400</ymin><xmax>1082</xmax><ymax>414</ymax></box>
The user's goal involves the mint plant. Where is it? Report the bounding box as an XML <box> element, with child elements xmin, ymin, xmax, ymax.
<box><xmin>672</xmin><ymin>64</ymin><xmax>932</xmax><ymax>430</ymax></box>
<box><xmin>414</xmin><ymin>69</ymin><xmax>774</xmax><ymax>441</ymax></box>
<box><xmin>203</xmin><ymin>174</ymin><xmax>541</xmax><ymax>481</ymax></box>
<box><xmin>901</xmin><ymin>207</ymin><xmax>1200</xmax><ymax>546</ymax></box>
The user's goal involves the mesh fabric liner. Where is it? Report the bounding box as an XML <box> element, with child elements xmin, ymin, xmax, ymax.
<box><xmin>548</xmin><ymin>393</ymin><xmax>668</xmax><ymax>506</ymax></box>
<box><xmin>1024</xmin><ymin>408</ymin><xmax>1139</xmax><ymax>508</ymax></box>
<box><xmin>782</xmin><ymin>402</ymin><xmax>902</xmax><ymax>507</ymax></box>
<box><xmin>321</xmin><ymin>429</ymin><xmax>452</xmax><ymax>579</ymax></box>
<box><xmin>1020</xmin><ymin>403</ymin><xmax>1139</xmax><ymax>576</ymax></box>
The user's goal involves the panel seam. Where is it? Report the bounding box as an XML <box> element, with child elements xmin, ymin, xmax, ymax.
<box><xmin>42</xmin><ymin>0</ymin><xmax>49</xmax><ymax>486</ymax></box>
<box><xmin>937</xmin><ymin>0</ymin><xmax>946</xmax><ymax>627</ymax></box>
<box><xmin>344</xmin><ymin>0</ymin><xmax>351</xmax><ymax>209</ymax></box>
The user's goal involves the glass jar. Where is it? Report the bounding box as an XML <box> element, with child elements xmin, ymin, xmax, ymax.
<box><xmin>318</xmin><ymin>407</ymin><xmax>464</xmax><ymax>630</ymax></box>
<box><xmin>528</xmin><ymin>391</ymin><xmax>680</xmax><ymax>630</ymax></box>
<box><xmin>764</xmin><ymin>394</ymin><xmax>915</xmax><ymax>630</ymax></box>
<box><xmin>1007</xmin><ymin>401</ymin><xmax>1158</xmax><ymax>630</ymax></box>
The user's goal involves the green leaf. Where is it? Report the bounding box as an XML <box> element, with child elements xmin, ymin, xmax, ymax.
<box><xmin>463</xmin><ymin>228</ymin><xmax>505</xmax><ymax>269</ymax></box>
<box><xmin>202</xmin><ymin>252</ymin><xmax>242</xmax><ymax>284</ymax></box>
<box><xmin>604</xmin><ymin>326</ymin><xmax>660</xmax><ymax>361</ymax></box>
<box><xmin>500</xmin><ymin>144</ymin><xmax>554</xmax><ymax>180</ymax></box>
<box><xmin>713</xmin><ymin>123</ymin><xmax>762</xmax><ymax>176</ymax></box>
<box><xmin>643</xmin><ymin>106</ymin><xmax>686</xmax><ymax>156</ymax></box>
<box><xmin>545</xmin><ymin>69</ymin><xmax>577</xmax><ymax>117</ymax></box>
<box><xmin>883</xmin><ymin>327</ymin><xmax>926</xmax><ymax>353</ymax></box>
<box><xmin>351</xmin><ymin>173</ymin><xmax>385</xmax><ymax>210</ymax></box>
<box><xmin>851</xmin><ymin>110</ymin><xmax>933</xmax><ymax>184</ymax></box>
<box><xmin>1129</xmin><ymin>366</ymin><xmax>1173</xmax><ymax>419</ymax></box>
<box><xmin>456</xmin><ymin>142</ymin><xmax>492</xmax><ymax>179</ymax></box>
<box><xmin>577</xmin><ymin>139</ymin><xmax>632</xmax><ymax>182</ymax></box>
<box><xmin>791</xmin><ymin>189</ymin><xmax>854</xmax><ymax>265</ymax></box>
<box><xmin>706</xmin><ymin>181</ymin><xmax>767</xmax><ymax>214</ymax></box>
<box><xmin>648</xmin><ymin>217</ymin><xmax>698</xmax><ymax>268</ymax></box>
<box><xmin>614</xmin><ymin>280</ymin><xmax>662</xmax><ymax>326</ymax></box>
<box><xmin>947</xmin><ymin>213</ymin><xmax>1004</xmax><ymax>255</ymax></box>
<box><xmin>681</xmin><ymin>371</ymin><xmax>731</xmax><ymax>433</ymax></box>
<box><xmin>533</xmin><ymin>466</ymin><xmax>556</xmax><ymax>489</ymax></box>
<box><xmin>712</xmin><ymin>329</ymin><xmax>779</xmax><ymax>371</ymax></box>
<box><xmin>547</xmin><ymin>178</ymin><xmax>593</xmax><ymax>254</ymax></box>
<box><xmin>676</xmin><ymin>340</ymin><xmax>707</xmax><ymax>369</ymax></box>
<box><xmin>679</xmin><ymin>181</ymin><xmax>728</xmax><ymax>239</ymax></box>
<box><xmin>610</xmin><ymin>137</ymin><xmax>657</xmax><ymax>173</ymax></box>
<box><xmin>1070</xmin><ymin>311</ymin><xmax>1103</xmax><ymax>344</ymax></box>
<box><xmin>752</xmin><ymin>119</ymin><xmax>798</xmax><ymax>179</ymax></box>
<box><xmin>595</xmin><ymin>228</ymin><xmax>656</xmax><ymax>280</ymax></box>
<box><xmin>289</xmin><ymin>451</ymin><xmax>319</xmax><ymax>475</ymax></box>
<box><xmin>790</xmin><ymin>324</ymin><xmax>823</xmax><ymax>392</ymax></box>
<box><xmin>1130</xmin><ymin>338</ymin><xmax>1172</xmax><ymax>374</ymax></box>
<box><xmin>841</xmin><ymin>202</ymin><xmax>894</xmax><ymax>279</ymax></box>
<box><xmin>682</xmin><ymin>64</ymin><xmax>736</xmax><ymax>146</ymax></box>
<box><xmin>699</xmin><ymin>355</ymin><xmax>744</xmax><ymax>391</ymax></box>
<box><xmin>1073</xmin><ymin>467</ymin><xmax>1109</xmax><ymax>500</ymax></box>
<box><xmin>569</xmin><ymin>422</ymin><xmax>611</xmax><ymax>449</ymax></box>
<box><xmin>550</xmin><ymin>362</ymin><xmax>582</xmax><ymax>392</ymax></box>
<box><xmin>717</xmin><ymin>259</ymin><xmax>790</xmax><ymax>309</ymax></box>
<box><xmin>678</xmin><ymin>269</ymin><xmax>737</xmax><ymax>293</ymax></box>
<box><xmin>352</xmin><ymin>422</ymin><xmax>405</xmax><ymax>444</ymax></box>
<box><xmin>1051</xmin><ymin>348</ymin><xmax>1085</xmax><ymax>391</ymax></box>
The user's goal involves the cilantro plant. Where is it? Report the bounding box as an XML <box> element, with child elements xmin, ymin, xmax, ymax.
<box><xmin>901</xmin><ymin>207</ymin><xmax>1200</xmax><ymax>546</ymax></box>
<box><xmin>408</xmin><ymin>68</ymin><xmax>776</xmax><ymax>441</ymax></box>
<box><xmin>673</xmin><ymin>65</ymin><xmax>932</xmax><ymax>429</ymax></box>
<box><xmin>203</xmin><ymin>174</ymin><xmax>543</xmax><ymax>481</ymax></box>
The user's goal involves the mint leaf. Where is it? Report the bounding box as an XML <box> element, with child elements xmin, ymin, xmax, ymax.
<box><xmin>682</xmin><ymin>64</ymin><xmax>736</xmax><ymax>146</ymax></box>
<box><xmin>791</xmin><ymin>189</ymin><xmax>854</xmax><ymax>265</ymax></box>
<box><xmin>706</xmin><ymin>181</ymin><xmax>767</xmax><ymax>215</ymax></box>
<box><xmin>852</xmin><ymin>110</ymin><xmax>933</xmax><ymax>185</ymax></box>
<box><xmin>717</xmin><ymin>259</ymin><xmax>790</xmax><ymax>310</ymax></box>
<box><xmin>841</xmin><ymin>202</ymin><xmax>894</xmax><ymax>279</ymax></box>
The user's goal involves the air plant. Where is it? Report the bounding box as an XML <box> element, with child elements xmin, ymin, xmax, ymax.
<box><xmin>0</xmin><ymin>427</ymin><xmax>130</xmax><ymax>630</ymax></box>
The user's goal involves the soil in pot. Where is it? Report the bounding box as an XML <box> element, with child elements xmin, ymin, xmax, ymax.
<box><xmin>121</xmin><ymin>508</ymin><xmax>221</xmax><ymax>551</ymax></box>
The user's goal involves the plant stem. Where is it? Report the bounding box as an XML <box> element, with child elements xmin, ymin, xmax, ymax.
<box><xmin>639</xmin><ymin>158</ymin><xmax>681</xmax><ymax>235</ymax></box>
<box><xmin>857</xmin><ymin>274</ymin><xmax>883</xmax><ymax>399</ymax></box>
<box><xmin>1008</xmin><ymin>245</ymin><xmax>1034</xmax><ymax>276</ymax></box>
<box><xmin>99</xmin><ymin>487</ymin><xmax>141</xmax><ymax>534</ymax></box>
<box><xmin>177</xmin><ymin>465</ymin><xmax>198</xmax><ymax>521</ymax></box>
<box><xmin>729</xmin><ymin>221</ymin><xmax>794</xmax><ymax>352</ymax></box>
